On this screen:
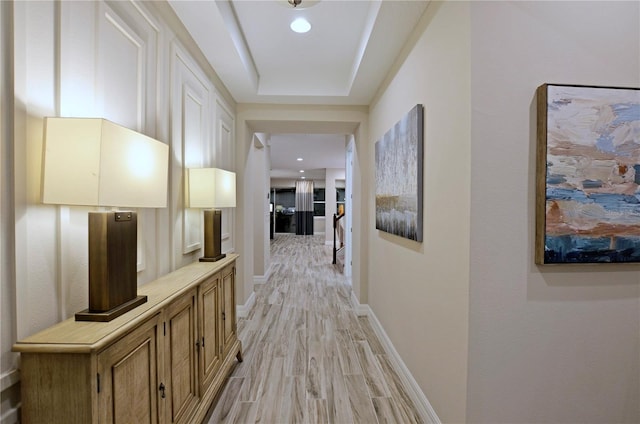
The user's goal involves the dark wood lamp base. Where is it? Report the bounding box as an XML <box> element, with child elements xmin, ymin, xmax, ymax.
<box><xmin>75</xmin><ymin>211</ymin><xmax>146</xmax><ymax>322</ymax></box>
<box><xmin>75</xmin><ymin>295</ymin><xmax>147</xmax><ymax>322</ymax></box>
<box><xmin>200</xmin><ymin>209</ymin><xmax>226</xmax><ymax>262</ymax></box>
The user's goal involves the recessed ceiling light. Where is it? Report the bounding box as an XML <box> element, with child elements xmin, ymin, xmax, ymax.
<box><xmin>297</xmin><ymin>157</ymin><xmax>303</xmax><ymax>161</ymax></box>
<box><xmin>290</xmin><ymin>18</ymin><xmax>311</xmax><ymax>34</ymax></box>
<box><xmin>299</xmin><ymin>170</ymin><xmax>305</xmax><ymax>173</ymax></box>
<box><xmin>301</xmin><ymin>176</ymin><xmax>306</xmax><ymax>179</ymax></box>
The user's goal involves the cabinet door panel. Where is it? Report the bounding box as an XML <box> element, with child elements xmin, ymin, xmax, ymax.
<box><xmin>97</xmin><ymin>314</ymin><xmax>162</xmax><ymax>424</ymax></box>
<box><xmin>221</xmin><ymin>264</ymin><xmax>236</xmax><ymax>355</ymax></box>
<box><xmin>199</xmin><ymin>274</ymin><xmax>221</xmax><ymax>392</ymax></box>
<box><xmin>166</xmin><ymin>289</ymin><xmax>199</xmax><ymax>423</ymax></box>
<box><xmin>113</xmin><ymin>344</ymin><xmax>154</xmax><ymax>422</ymax></box>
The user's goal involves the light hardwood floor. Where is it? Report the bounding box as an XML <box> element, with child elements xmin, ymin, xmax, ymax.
<box><xmin>204</xmin><ymin>234</ymin><xmax>423</xmax><ymax>424</ymax></box>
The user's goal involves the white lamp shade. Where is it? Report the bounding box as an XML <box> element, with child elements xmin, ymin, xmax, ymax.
<box><xmin>42</xmin><ymin>117</ymin><xmax>169</xmax><ymax>208</ymax></box>
<box><xmin>187</xmin><ymin>168</ymin><xmax>236</xmax><ymax>208</ymax></box>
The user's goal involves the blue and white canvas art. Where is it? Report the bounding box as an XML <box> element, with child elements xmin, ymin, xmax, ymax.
<box><xmin>536</xmin><ymin>84</ymin><xmax>640</xmax><ymax>264</ymax></box>
<box><xmin>375</xmin><ymin>104</ymin><xmax>423</xmax><ymax>242</ymax></box>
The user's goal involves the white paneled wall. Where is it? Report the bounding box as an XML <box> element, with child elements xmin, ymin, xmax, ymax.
<box><xmin>171</xmin><ymin>42</ymin><xmax>211</xmax><ymax>266</ymax></box>
<box><xmin>215</xmin><ymin>100</ymin><xmax>236</xmax><ymax>254</ymax></box>
<box><xmin>98</xmin><ymin>1</ymin><xmax>161</xmax><ymax>284</ymax></box>
<box><xmin>56</xmin><ymin>0</ymin><xmax>163</xmax><ymax>315</ymax></box>
<box><xmin>169</xmin><ymin>41</ymin><xmax>235</xmax><ymax>269</ymax></box>
<box><xmin>2</xmin><ymin>2</ymin><xmax>236</xmax><ymax>422</ymax></box>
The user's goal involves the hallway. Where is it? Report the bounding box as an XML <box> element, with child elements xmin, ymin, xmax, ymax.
<box><xmin>205</xmin><ymin>234</ymin><xmax>423</xmax><ymax>423</ymax></box>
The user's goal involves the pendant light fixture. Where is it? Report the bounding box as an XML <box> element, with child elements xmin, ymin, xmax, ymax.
<box><xmin>280</xmin><ymin>0</ymin><xmax>320</xmax><ymax>9</ymax></box>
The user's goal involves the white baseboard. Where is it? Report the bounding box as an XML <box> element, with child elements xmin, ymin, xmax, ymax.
<box><xmin>243</xmin><ymin>260</ymin><xmax>272</xmax><ymax>317</ymax></box>
<box><xmin>350</xmin><ymin>291</ymin><xmax>369</xmax><ymax>317</ymax></box>
<box><xmin>236</xmin><ymin>291</ymin><xmax>255</xmax><ymax>319</ymax></box>
<box><xmin>253</xmin><ymin>263</ymin><xmax>273</xmax><ymax>285</ymax></box>
<box><xmin>350</xmin><ymin>295</ymin><xmax>441</xmax><ymax>424</ymax></box>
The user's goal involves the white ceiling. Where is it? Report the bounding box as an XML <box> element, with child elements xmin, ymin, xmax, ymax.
<box><xmin>168</xmin><ymin>0</ymin><xmax>429</xmax><ymax>179</ymax></box>
<box><xmin>269</xmin><ymin>133</ymin><xmax>347</xmax><ymax>180</ymax></box>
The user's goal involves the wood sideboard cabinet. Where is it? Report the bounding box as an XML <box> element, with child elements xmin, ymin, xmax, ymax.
<box><xmin>13</xmin><ymin>255</ymin><xmax>242</xmax><ymax>424</ymax></box>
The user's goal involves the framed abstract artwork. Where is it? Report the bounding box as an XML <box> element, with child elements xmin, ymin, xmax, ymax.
<box><xmin>375</xmin><ymin>104</ymin><xmax>424</xmax><ymax>242</ymax></box>
<box><xmin>536</xmin><ymin>84</ymin><xmax>640</xmax><ymax>264</ymax></box>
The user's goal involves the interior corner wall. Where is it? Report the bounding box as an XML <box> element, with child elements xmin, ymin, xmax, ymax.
<box><xmin>350</xmin><ymin>124</ymin><xmax>366</xmax><ymax>303</ymax></box>
<box><xmin>251</xmin><ymin>134</ymin><xmax>270</xmax><ymax>279</ymax></box>
<box><xmin>235</xmin><ymin>119</ymin><xmax>255</xmax><ymax>308</ymax></box>
<box><xmin>467</xmin><ymin>2</ymin><xmax>640</xmax><ymax>423</ymax></box>
<box><xmin>367</xmin><ymin>2</ymin><xmax>471</xmax><ymax>422</ymax></box>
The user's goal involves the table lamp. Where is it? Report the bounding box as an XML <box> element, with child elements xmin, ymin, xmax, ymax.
<box><xmin>186</xmin><ymin>168</ymin><xmax>236</xmax><ymax>262</ymax></box>
<box><xmin>42</xmin><ymin>117</ymin><xmax>169</xmax><ymax>321</ymax></box>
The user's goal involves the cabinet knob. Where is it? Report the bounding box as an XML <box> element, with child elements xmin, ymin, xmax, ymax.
<box><xmin>222</xmin><ymin>312</ymin><xmax>226</xmax><ymax>321</ymax></box>
<box><xmin>159</xmin><ymin>383</ymin><xmax>166</xmax><ymax>399</ymax></box>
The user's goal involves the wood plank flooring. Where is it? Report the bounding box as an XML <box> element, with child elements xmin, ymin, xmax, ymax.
<box><xmin>204</xmin><ymin>234</ymin><xmax>423</xmax><ymax>424</ymax></box>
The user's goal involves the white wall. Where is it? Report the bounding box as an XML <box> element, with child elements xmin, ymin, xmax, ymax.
<box><xmin>368</xmin><ymin>2</ymin><xmax>639</xmax><ymax>422</ymax></box>
<box><xmin>1</xmin><ymin>2</ymin><xmax>236</xmax><ymax>421</ymax></box>
<box><xmin>467</xmin><ymin>2</ymin><xmax>640</xmax><ymax>422</ymax></box>
<box><xmin>367</xmin><ymin>2</ymin><xmax>471</xmax><ymax>422</ymax></box>
<box><xmin>251</xmin><ymin>133</ymin><xmax>271</xmax><ymax>280</ymax></box>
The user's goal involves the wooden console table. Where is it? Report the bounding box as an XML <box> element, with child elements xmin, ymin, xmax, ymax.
<box><xmin>13</xmin><ymin>254</ymin><xmax>242</xmax><ymax>424</ymax></box>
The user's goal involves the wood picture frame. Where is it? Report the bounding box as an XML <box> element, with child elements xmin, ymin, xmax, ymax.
<box><xmin>536</xmin><ymin>83</ymin><xmax>640</xmax><ymax>264</ymax></box>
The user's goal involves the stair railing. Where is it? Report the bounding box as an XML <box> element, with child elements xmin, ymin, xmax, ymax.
<box><xmin>332</xmin><ymin>212</ymin><xmax>345</xmax><ymax>264</ymax></box>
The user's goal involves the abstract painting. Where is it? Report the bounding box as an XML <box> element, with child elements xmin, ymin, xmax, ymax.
<box><xmin>536</xmin><ymin>84</ymin><xmax>640</xmax><ymax>264</ymax></box>
<box><xmin>375</xmin><ymin>104</ymin><xmax>423</xmax><ymax>242</ymax></box>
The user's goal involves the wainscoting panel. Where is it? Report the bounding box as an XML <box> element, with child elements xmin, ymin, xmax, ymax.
<box><xmin>215</xmin><ymin>98</ymin><xmax>235</xmax><ymax>253</ymax></box>
<box><xmin>96</xmin><ymin>2</ymin><xmax>146</xmax><ymax>130</ymax></box>
<box><xmin>95</xmin><ymin>1</ymin><xmax>161</xmax><ymax>284</ymax></box>
<box><xmin>170</xmin><ymin>42</ymin><xmax>214</xmax><ymax>268</ymax></box>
